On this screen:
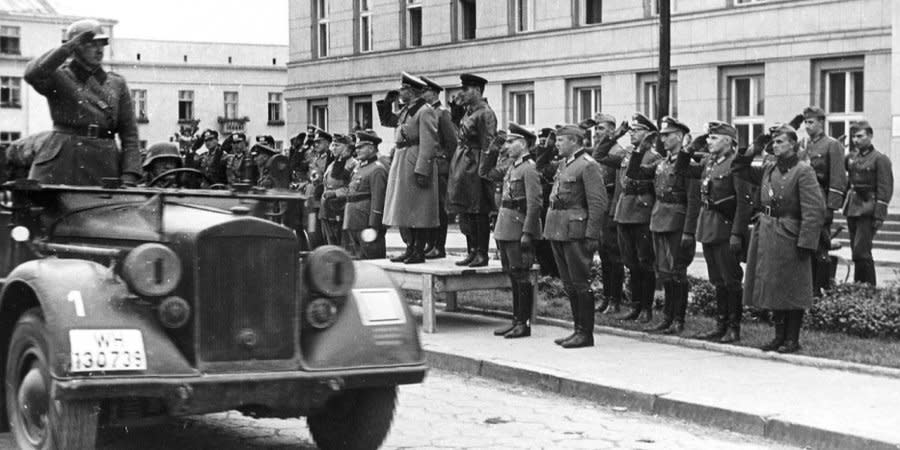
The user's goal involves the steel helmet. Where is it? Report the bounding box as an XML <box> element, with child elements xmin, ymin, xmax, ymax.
<box><xmin>142</xmin><ymin>143</ymin><xmax>183</xmax><ymax>169</ymax></box>
<box><xmin>64</xmin><ymin>19</ymin><xmax>109</xmax><ymax>45</ymax></box>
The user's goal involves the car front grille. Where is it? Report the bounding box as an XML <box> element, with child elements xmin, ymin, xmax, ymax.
<box><xmin>196</xmin><ymin>235</ymin><xmax>297</xmax><ymax>362</ymax></box>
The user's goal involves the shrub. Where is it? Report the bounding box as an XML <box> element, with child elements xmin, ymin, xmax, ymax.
<box><xmin>806</xmin><ymin>283</ymin><xmax>900</xmax><ymax>338</ymax></box>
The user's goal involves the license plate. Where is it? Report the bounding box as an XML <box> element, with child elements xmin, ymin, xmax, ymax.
<box><xmin>69</xmin><ymin>329</ymin><xmax>147</xmax><ymax>373</ymax></box>
<box><xmin>354</xmin><ymin>289</ymin><xmax>406</xmax><ymax>326</ymax></box>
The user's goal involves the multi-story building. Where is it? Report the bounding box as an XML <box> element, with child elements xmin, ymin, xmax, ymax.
<box><xmin>1</xmin><ymin>0</ymin><xmax>288</xmax><ymax>152</ymax></box>
<box><xmin>286</xmin><ymin>0</ymin><xmax>899</xmax><ymax>204</ymax></box>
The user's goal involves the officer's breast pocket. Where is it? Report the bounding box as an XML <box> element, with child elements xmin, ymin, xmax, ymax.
<box><xmin>509</xmin><ymin>176</ymin><xmax>525</xmax><ymax>197</ymax></box>
<box><xmin>567</xmin><ymin>209</ymin><xmax>587</xmax><ymax>239</ymax></box>
<box><xmin>559</xmin><ymin>176</ymin><xmax>577</xmax><ymax>195</ymax></box>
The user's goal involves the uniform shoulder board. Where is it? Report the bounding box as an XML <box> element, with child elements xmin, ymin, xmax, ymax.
<box><xmin>582</xmin><ymin>154</ymin><xmax>595</xmax><ymax>162</ymax></box>
<box><xmin>374</xmin><ymin>160</ymin><xmax>386</xmax><ymax>169</ymax></box>
<box><xmin>526</xmin><ymin>159</ymin><xmax>535</xmax><ymax>165</ymax></box>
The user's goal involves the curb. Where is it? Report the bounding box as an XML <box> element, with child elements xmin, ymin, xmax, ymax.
<box><xmin>452</xmin><ymin>304</ymin><xmax>900</xmax><ymax>380</ymax></box>
<box><xmin>423</xmin><ymin>349</ymin><xmax>900</xmax><ymax>450</ymax></box>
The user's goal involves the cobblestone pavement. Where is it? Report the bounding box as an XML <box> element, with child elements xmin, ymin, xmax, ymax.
<box><xmin>0</xmin><ymin>370</ymin><xmax>797</xmax><ymax>449</ymax></box>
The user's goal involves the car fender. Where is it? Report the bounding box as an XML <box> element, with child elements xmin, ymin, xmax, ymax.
<box><xmin>1</xmin><ymin>258</ymin><xmax>197</xmax><ymax>379</ymax></box>
<box><xmin>300</xmin><ymin>261</ymin><xmax>424</xmax><ymax>370</ymax></box>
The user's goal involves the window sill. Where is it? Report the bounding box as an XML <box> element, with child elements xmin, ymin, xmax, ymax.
<box><xmin>178</xmin><ymin>118</ymin><xmax>198</xmax><ymax>124</ymax></box>
<box><xmin>267</xmin><ymin>120</ymin><xmax>285</xmax><ymax>126</ymax></box>
<box><xmin>1</xmin><ymin>104</ymin><xmax>22</xmax><ymax>109</ymax></box>
<box><xmin>136</xmin><ymin>117</ymin><xmax>149</xmax><ymax>124</ymax></box>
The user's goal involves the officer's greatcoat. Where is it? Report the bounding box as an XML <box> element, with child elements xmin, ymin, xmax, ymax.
<box><xmin>24</xmin><ymin>45</ymin><xmax>141</xmax><ymax>184</ymax></box>
<box><xmin>382</xmin><ymin>98</ymin><xmax>440</xmax><ymax>228</ymax></box>
<box><xmin>447</xmin><ymin>99</ymin><xmax>498</xmax><ymax>214</ymax></box>
<box><xmin>740</xmin><ymin>158</ymin><xmax>825</xmax><ymax>309</ymax></box>
<box><xmin>543</xmin><ymin>150</ymin><xmax>607</xmax><ymax>241</ymax></box>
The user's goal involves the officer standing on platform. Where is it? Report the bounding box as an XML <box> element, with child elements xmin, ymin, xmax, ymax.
<box><xmin>448</xmin><ymin>73</ymin><xmax>498</xmax><ymax>268</ymax></box>
<box><xmin>382</xmin><ymin>72</ymin><xmax>441</xmax><ymax>264</ymax></box>
<box><xmin>531</xmin><ymin>128</ymin><xmax>560</xmax><ymax>277</ymax></box>
<box><xmin>320</xmin><ymin>134</ymin><xmax>357</xmax><ymax>246</ymax></box>
<box><xmin>590</xmin><ymin>114</ymin><xmax>629</xmax><ymax>314</ymax></box>
<box><xmin>24</xmin><ymin>19</ymin><xmax>141</xmax><ymax>185</ymax></box>
<box><xmin>544</xmin><ymin>125</ymin><xmax>607</xmax><ymax>349</ymax></box>
<box><xmin>843</xmin><ymin>120</ymin><xmax>893</xmax><ymax>285</ymax></box>
<box><xmin>344</xmin><ymin>130</ymin><xmax>389</xmax><ymax>259</ymax></box>
<box><xmin>420</xmin><ymin>75</ymin><xmax>459</xmax><ymax>259</ymax></box>
<box><xmin>799</xmin><ymin>106</ymin><xmax>847</xmax><ymax>294</ymax></box>
<box><xmin>676</xmin><ymin>122</ymin><xmax>752</xmax><ymax>343</ymax></box>
<box><xmin>626</xmin><ymin>117</ymin><xmax>700</xmax><ymax>335</ymax></box>
<box><xmin>614</xmin><ymin>113</ymin><xmax>662</xmax><ymax>323</ymax></box>
<box><xmin>480</xmin><ymin>125</ymin><xmax>542</xmax><ymax>338</ymax></box>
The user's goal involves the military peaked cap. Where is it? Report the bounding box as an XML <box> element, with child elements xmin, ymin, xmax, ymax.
<box><xmin>706</xmin><ymin>121</ymin><xmax>737</xmax><ymax>140</ymax></box>
<box><xmin>255</xmin><ymin>135</ymin><xmax>275</xmax><ymax>147</ymax></box>
<box><xmin>630</xmin><ymin>112</ymin><xmax>658</xmax><ymax>132</ymax></box>
<box><xmin>594</xmin><ymin>113</ymin><xmax>617</xmax><ymax>126</ymax></box>
<box><xmin>538</xmin><ymin>127</ymin><xmax>555</xmax><ymax>138</ymax></box>
<box><xmin>400</xmin><ymin>71</ymin><xmax>427</xmax><ymax>90</ymax></box>
<box><xmin>460</xmin><ymin>73</ymin><xmax>488</xmax><ymax>88</ymax></box>
<box><xmin>332</xmin><ymin>133</ymin><xmax>352</xmax><ymax>145</ymax></box>
<box><xmin>251</xmin><ymin>143</ymin><xmax>279</xmax><ymax>156</ymax></box>
<box><xmin>201</xmin><ymin>129</ymin><xmax>219</xmax><ymax>141</ymax></box>
<box><xmin>313</xmin><ymin>130</ymin><xmax>333</xmax><ymax>142</ymax></box>
<box><xmin>355</xmin><ymin>129</ymin><xmax>383</xmax><ymax>147</ymax></box>
<box><xmin>419</xmin><ymin>75</ymin><xmax>443</xmax><ymax>92</ymax></box>
<box><xmin>578</xmin><ymin>118</ymin><xmax>598</xmax><ymax>130</ymax></box>
<box><xmin>802</xmin><ymin>106</ymin><xmax>827</xmax><ymax>120</ymax></box>
<box><xmin>229</xmin><ymin>132</ymin><xmax>246</xmax><ymax>143</ymax></box>
<box><xmin>556</xmin><ymin>124</ymin><xmax>586</xmax><ymax>138</ymax></box>
<box><xmin>507</xmin><ymin>123</ymin><xmax>536</xmax><ymax>146</ymax></box>
<box><xmin>659</xmin><ymin>116</ymin><xmax>690</xmax><ymax>135</ymax></box>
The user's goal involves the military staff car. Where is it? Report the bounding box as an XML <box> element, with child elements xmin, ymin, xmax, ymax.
<box><xmin>0</xmin><ymin>179</ymin><xmax>426</xmax><ymax>450</ymax></box>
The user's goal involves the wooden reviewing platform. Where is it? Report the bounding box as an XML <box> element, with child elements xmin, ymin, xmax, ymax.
<box><xmin>365</xmin><ymin>258</ymin><xmax>539</xmax><ymax>333</ymax></box>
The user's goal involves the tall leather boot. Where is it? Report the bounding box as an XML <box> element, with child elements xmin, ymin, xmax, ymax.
<box><xmin>606</xmin><ymin>264</ymin><xmax>624</xmax><ymax>314</ymax></box>
<box><xmin>777</xmin><ymin>310</ymin><xmax>803</xmax><ymax>354</ymax></box>
<box><xmin>555</xmin><ymin>288</ymin><xmax>579</xmax><ymax>345</ymax></box>
<box><xmin>494</xmin><ymin>275</ymin><xmax>519</xmax><ymax>336</ymax></box>
<box><xmin>595</xmin><ymin>264</ymin><xmax>611</xmax><ymax>313</ymax></box>
<box><xmin>403</xmin><ymin>228</ymin><xmax>427</xmax><ymax>264</ymax></box>
<box><xmin>456</xmin><ymin>232</ymin><xmax>476</xmax><ymax>266</ymax></box>
<box><xmin>857</xmin><ymin>260</ymin><xmax>877</xmax><ymax>286</ymax></box>
<box><xmin>695</xmin><ymin>287</ymin><xmax>728</xmax><ymax>340</ymax></box>
<box><xmin>390</xmin><ymin>245</ymin><xmax>413</xmax><ymax>263</ymax></box>
<box><xmin>760</xmin><ymin>310</ymin><xmax>786</xmax><ymax>351</ymax></box>
<box><xmin>637</xmin><ymin>270</ymin><xmax>655</xmax><ymax>324</ymax></box>
<box><xmin>468</xmin><ymin>214</ymin><xmax>490</xmax><ymax>267</ymax></box>
<box><xmin>618</xmin><ymin>269</ymin><xmax>643</xmax><ymax>320</ymax></box>
<box><xmin>562</xmin><ymin>290</ymin><xmax>594</xmax><ymax>348</ymax></box>
<box><xmin>506</xmin><ymin>280</ymin><xmax>532</xmax><ymax>338</ymax></box>
<box><xmin>719</xmin><ymin>289</ymin><xmax>742</xmax><ymax>343</ymax></box>
<box><xmin>648</xmin><ymin>281</ymin><xmax>674</xmax><ymax>332</ymax></box>
<box><xmin>663</xmin><ymin>280</ymin><xmax>687</xmax><ymax>335</ymax></box>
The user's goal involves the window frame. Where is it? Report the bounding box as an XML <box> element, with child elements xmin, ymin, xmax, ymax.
<box><xmin>308</xmin><ymin>98</ymin><xmax>329</xmax><ymax>131</ymax></box>
<box><xmin>578</xmin><ymin>0</ymin><xmax>603</xmax><ymax>26</ymax></box>
<box><xmin>504</xmin><ymin>83</ymin><xmax>535</xmax><ymax>128</ymax></box>
<box><xmin>407</xmin><ymin>0</ymin><xmax>423</xmax><ymax>47</ymax></box>
<box><xmin>350</xmin><ymin>95</ymin><xmax>374</xmax><ymax>131</ymax></box>
<box><xmin>813</xmin><ymin>57</ymin><xmax>865</xmax><ymax>141</ymax></box>
<box><xmin>1</xmin><ymin>76</ymin><xmax>22</xmax><ymax>108</ymax></box>
<box><xmin>268</xmin><ymin>92</ymin><xmax>284</xmax><ymax>124</ymax></box>
<box><xmin>457</xmin><ymin>0</ymin><xmax>477</xmax><ymax>41</ymax></box>
<box><xmin>131</xmin><ymin>89</ymin><xmax>148</xmax><ymax>123</ymax></box>
<box><xmin>0</xmin><ymin>131</ymin><xmax>22</xmax><ymax>151</ymax></box>
<box><xmin>312</xmin><ymin>0</ymin><xmax>330</xmax><ymax>58</ymax></box>
<box><xmin>636</xmin><ymin>72</ymin><xmax>678</xmax><ymax>120</ymax></box>
<box><xmin>178</xmin><ymin>90</ymin><xmax>195</xmax><ymax>121</ymax></box>
<box><xmin>511</xmin><ymin>0</ymin><xmax>535</xmax><ymax>33</ymax></box>
<box><xmin>0</xmin><ymin>26</ymin><xmax>21</xmax><ymax>55</ymax></box>
<box><xmin>720</xmin><ymin>65</ymin><xmax>765</xmax><ymax>149</ymax></box>
<box><xmin>224</xmin><ymin>91</ymin><xmax>240</xmax><ymax>119</ymax></box>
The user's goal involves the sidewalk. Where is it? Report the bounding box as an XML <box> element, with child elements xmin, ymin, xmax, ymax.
<box><xmin>416</xmin><ymin>310</ymin><xmax>900</xmax><ymax>450</ymax></box>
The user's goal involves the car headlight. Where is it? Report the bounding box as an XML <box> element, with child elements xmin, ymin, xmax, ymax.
<box><xmin>305</xmin><ymin>245</ymin><xmax>355</xmax><ymax>297</ymax></box>
<box><xmin>122</xmin><ymin>243</ymin><xmax>182</xmax><ymax>297</ymax></box>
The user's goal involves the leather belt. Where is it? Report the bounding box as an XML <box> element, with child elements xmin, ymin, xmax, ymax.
<box><xmin>658</xmin><ymin>191</ymin><xmax>687</xmax><ymax>204</ymax></box>
<box><xmin>53</xmin><ymin>124</ymin><xmax>114</xmax><ymax>139</ymax></box>
<box><xmin>346</xmin><ymin>193</ymin><xmax>372</xmax><ymax>203</ymax></box>
<box><xmin>396</xmin><ymin>139</ymin><xmax>419</xmax><ymax>149</ymax></box>
<box><xmin>549</xmin><ymin>201</ymin><xmax>585</xmax><ymax>211</ymax></box>
<box><xmin>623</xmin><ymin>184</ymin><xmax>652</xmax><ymax>195</ymax></box>
<box><xmin>500</xmin><ymin>198</ymin><xmax>527</xmax><ymax>213</ymax></box>
<box><xmin>761</xmin><ymin>205</ymin><xmax>800</xmax><ymax>220</ymax></box>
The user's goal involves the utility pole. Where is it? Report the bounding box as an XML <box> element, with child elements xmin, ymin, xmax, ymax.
<box><xmin>658</xmin><ymin>0</ymin><xmax>671</xmax><ymax>126</ymax></box>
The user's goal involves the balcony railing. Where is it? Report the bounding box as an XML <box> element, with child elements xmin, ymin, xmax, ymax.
<box><xmin>217</xmin><ymin>116</ymin><xmax>250</xmax><ymax>133</ymax></box>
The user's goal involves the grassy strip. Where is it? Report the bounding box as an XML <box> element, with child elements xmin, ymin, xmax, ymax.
<box><xmin>406</xmin><ymin>287</ymin><xmax>900</xmax><ymax>370</ymax></box>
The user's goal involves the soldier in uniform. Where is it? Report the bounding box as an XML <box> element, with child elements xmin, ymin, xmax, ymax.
<box><xmin>590</xmin><ymin>114</ymin><xmax>629</xmax><ymax>314</ymax></box>
<box><xmin>530</xmin><ymin>127</ymin><xmax>560</xmax><ymax>277</ymax></box>
<box><xmin>625</xmin><ymin>117</ymin><xmax>700</xmax><ymax>334</ymax></box>
<box><xmin>252</xmin><ymin>141</ymin><xmax>291</xmax><ymax>189</ymax></box>
<box><xmin>447</xmin><ymin>73</ymin><xmax>498</xmax><ymax>267</ymax></box>
<box><xmin>614</xmin><ymin>113</ymin><xmax>662</xmax><ymax>323</ymax></box>
<box><xmin>343</xmin><ymin>130</ymin><xmax>389</xmax><ymax>259</ymax></box>
<box><xmin>843</xmin><ymin>120</ymin><xmax>894</xmax><ymax>285</ymax></box>
<box><xmin>420</xmin><ymin>75</ymin><xmax>459</xmax><ymax>259</ymax></box>
<box><xmin>303</xmin><ymin>130</ymin><xmax>334</xmax><ymax>248</ymax></box>
<box><xmin>735</xmin><ymin>124</ymin><xmax>826</xmax><ymax>354</ymax></box>
<box><xmin>224</xmin><ymin>133</ymin><xmax>259</xmax><ymax>185</ymax></box>
<box><xmin>799</xmin><ymin>106</ymin><xmax>847</xmax><ymax>295</ymax></box>
<box><xmin>479</xmin><ymin>125</ymin><xmax>542</xmax><ymax>338</ymax></box>
<box><xmin>24</xmin><ymin>19</ymin><xmax>141</xmax><ymax>185</ymax></box>
<box><xmin>382</xmin><ymin>72</ymin><xmax>441</xmax><ymax>264</ymax></box>
<box><xmin>544</xmin><ymin>125</ymin><xmax>607</xmax><ymax>348</ymax></box>
<box><xmin>676</xmin><ymin>122</ymin><xmax>752</xmax><ymax>343</ymax></box>
<box><xmin>141</xmin><ymin>142</ymin><xmax>182</xmax><ymax>187</ymax></box>
<box><xmin>196</xmin><ymin>130</ymin><xmax>228</xmax><ymax>185</ymax></box>
<box><xmin>320</xmin><ymin>134</ymin><xmax>358</xmax><ymax>246</ymax></box>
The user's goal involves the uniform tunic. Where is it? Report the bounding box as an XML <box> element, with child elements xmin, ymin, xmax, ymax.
<box><xmin>614</xmin><ymin>148</ymin><xmax>661</xmax><ymax>271</ymax></box>
<box><xmin>343</xmin><ymin>158</ymin><xmax>388</xmax><ymax>259</ymax></box>
<box><xmin>594</xmin><ymin>141</ymin><xmax>627</xmax><ymax>264</ymax></box>
<box><xmin>740</xmin><ymin>157</ymin><xmax>826</xmax><ymax>309</ymax></box>
<box><xmin>382</xmin><ymin>98</ymin><xmax>441</xmax><ymax>228</ymax></box>
<box><xmin>488</xmin><ymin>155</ymin><xmax>543</xmax><ymax>271</ymax></box>
<box><xmin>447</xmin><ymin>99</ymin><xmax>498</xmax><ymax>214</ymax></box>
<box><xmin>802</xmin><ymin>134</ymin><xmax>847</xmax><ymax>210</ymax></box>
<box><xmin>843</xmin><ymin>146</ymin><xmax>894</xmax><ymax>261</ymax></box>
<box><xmin>225</xmin><ymin>152</ymin><xmax>258</xmax><ymax>185</ymax></box>
<box><xmin>24</xmin><ymin>44</ymin><xmax>141</xmax><ymax>184</ymax></box>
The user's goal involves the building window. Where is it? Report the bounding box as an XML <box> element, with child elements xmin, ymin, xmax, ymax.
<box><xmin>268</xmin><ymin>92</ymin><xmax>284</xmax><ymax>124</ymax></box>
<box><xmin>1</xmin><ymin>77</ymin><xmax>22</xmax><ymax>108</ymax></box>
<box><xmin>357</xmin><ymin>0</ymin><xmax>373</xmax><ymax>52</ymax></box>
<box><xmin>505</xmin><ymin>84</ymin><xmax>534</xmax><ymax>127</ymax></box>
<box><xmin>637</xmin><ymin>72</ymin><xmax>678</xmax><ymax>120</ymax></box>
<box><xmin>1</xmin><ymin>26</ymin><xmax>21</xmax><ymax>55</ymax></box>
<box><xmin>721</xmin><ymin>66</ymin><xmax>765</xmax><ymax>149</ymax></box>
<box><xmin>178</xmin><ymin>90</ymin><xmax>194</xmax><ymax>121</ymax></box>
<box><xmin>512</xmin><ymin>0</ymin><xmax>534</xmax><ymax>32</ymax></box>
<box><xmin>820</xmin><ymin>66</ymin><xmax>864</xmax><ymax>140</ymax></box>
<box><xmin>351</xmin><ymin>96</ymin><xmax>373</xmax><ymax>131</ymax></box>
<box><xmin>313</xmin><ymin>0</ymin><xmax>330</xmax><ymax>57</ymax></box>
<box><xmin>131</xmin><ymin>89</ymin><xmax>148</xmax><ymax>122</ymax></box>
<box><xmin>309</xmin><ymin>99</ymin><xmax>329</xmax><ymax>130</ymax></box>
<box><xmin>574</xmin><ymin>86</ymin><xmax>601</xmax><ymax>123</ymax></box>
<box><xmin>458</xmin><ymin>0</ymin><xmax>477</xmax><ymax>40</ymax></box>
<box><xmin>581</xmin><ymin>0</ymin><xmax>602</xmax><ymax>25</ymax></box>
<box><xmin>407</xmin><ymin>0</ymin><xmax>423</xmax><ymax>47</ymax></box>
<box><xmin>0</xmin><ymin>131</ymin><xmax>21</xmax><ymax>151</ymax></box>
<box><xmin>224</xmin><ymin>91</ymin><xmax>239</xmax><ymax>119</ymax></box>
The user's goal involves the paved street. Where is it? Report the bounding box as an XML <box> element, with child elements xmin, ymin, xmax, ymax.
<box><xmin>0</xmin><ymin>370</ymin><xmax>796</xmax><ymax>449</ymax></box>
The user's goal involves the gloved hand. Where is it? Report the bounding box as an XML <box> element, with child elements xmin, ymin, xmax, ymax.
<box><xmin>68</xmin><ymin>30</ymin><xmax>96</xmax><ymax>47</ymax></box>
<box><xmin>415</xmin><ymin>173</ymin><xmax>430</xmax><ymax>188</ymax></box>
<box><xmin>748</xmin><ymin>132</ymin><xmax>772</xmax><ymax>156</ymax></box>
<box><xmin>490</xmin><ymin>131</ymin><xmax>507</xmax><ymax>151</ymax></box>
<box><xmin>875</xmin><ymin>219</ymin><xmax>884</xmax><ymax>231</ymax></box>
<box><xmin>322</xmin><ymin>191</ymin><xmax>336</xmax><ymax>199</ymax></box>
<box><xmin>585</xmin><ymin>238</ymin><xmax>599</xmax><ymax>254</ymax></box>
<box><xmin>520</xmin><ymin>233</ymin><xmax>534</xmax><ymax>252</ymax></box>
<box><xmin>546</xmin><ymin>131</ymin><xmax>557</xmax><ymax>149</ymax></box>
<box><xmin>789</xmin><ymin>114</ymin><xmax>806</xmax><ymax>130</ymax></box>
<box><xmin>637</xmin><ymin>131</ymin><xmax>658</xmax><ymax>153</ymax></box>
<box><xmin>686</xmin><ymin>134</ymin><xmax>708</xmax><ymax>154</ymax></box>
<box><xmin>384</xmin><ymin>90</ymin><xmax>400</xmax><ymax>103</ymax></box>
<box><xmin>613</xmin><ymin>121</ymin><xmax>631</xmax><ymax>140</ymax></box>
<box><xmin>729</xmin><ymin>235</ymin><xmax>743</xmax><ymax>255</ymax></box>
<box><xmin>680</xmin><ymin>233</ymin><xmax>695</xmax><ymax>251</ymax></box>
<box><xmin>824</xmin><ymin>209</ymin><xmax>834</xmax><ymax>226</ymax></box>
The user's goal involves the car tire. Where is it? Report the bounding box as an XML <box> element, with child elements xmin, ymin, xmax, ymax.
<box><xmin>307</xmin><ymin>386</ymin><xmax>397</xmax><ymax>450</ymax></box>
<box><xmin>5</xmin><ymin>307</ymin><xmax>99</xmax><ymax>450</ymax></box>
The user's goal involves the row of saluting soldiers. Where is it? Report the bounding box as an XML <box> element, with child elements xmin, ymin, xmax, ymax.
<box><xmin>370</xmin><ymin>70</ymin><xmax>894</xmax><ymax>351</ymax></box>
